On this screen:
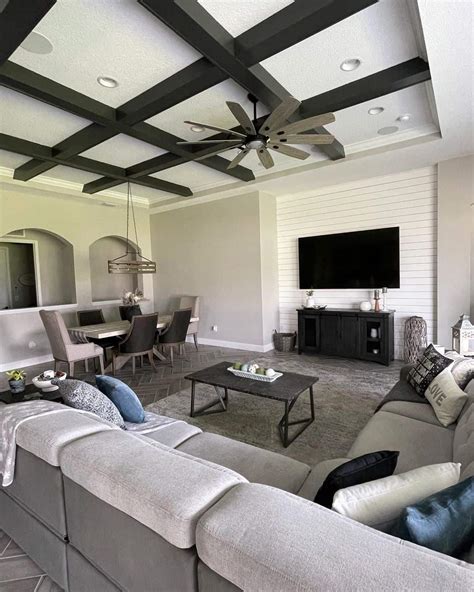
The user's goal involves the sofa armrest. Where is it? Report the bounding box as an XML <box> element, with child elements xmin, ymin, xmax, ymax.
<box><xmin>400</xmin><ymin>364</ymin><xmax>414</xmax><ymax>381</ymax></box>
<box><xmin>197</xmin><ymin>483</ymin><xmax>473</xmax><ymax>592</ymax></box>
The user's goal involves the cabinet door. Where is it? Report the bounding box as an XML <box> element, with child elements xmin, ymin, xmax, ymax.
<box><xmin>359</xmin><ymin>317</ymin><xmax>386</xmax><ymax>363</ymax></box>
<box><xmin>319</xmin><ymin>314</ymin><xmax>339</xmax><ymax>355</ymax></box>
<box><xmin>339</xmin><ymin>314</ymin><xmax>359</xmax><ymax>357</ymax></box>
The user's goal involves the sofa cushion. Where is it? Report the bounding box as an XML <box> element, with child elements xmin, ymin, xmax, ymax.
<box><xmin>297</xmin><ymin>458</ymin><xmax>351</xmax><ymax>501</ymax></box>
<box><xmin>177</xmin><ymin>432</ymin><xmax>310</xmax><ymax>494</ymax></box>
<box><xmin>381</xmin><ymin>401</ymin><xmax>455</xmax><ymax>429</ymax></box>
<box><xmin>453</xmin><ymin>393</ymin><xmax>474</xmax><ymax>479</ymax></box>
<box><xmin>60</xmin><ymin>430</ymin><xmax>246</xmax><ymax>549</ymax></box>
<box><xmin>314</xmin><ymin>451</ymin><xmax>399</xmax><ymax>508</ymax></box>
<box><xmin>349</xmin><ymin>411</ymin><xmax>454</xmax><ymax>473</ymax></box>
<box><xmin>144</xmin><ymin>422</ymin><xmax>202</xmax><ymax>448</ymax></box>
<box><xmin>196</xmin><ymin>483</ymin><xmax>474</xmax><ymax>592</ymax></box>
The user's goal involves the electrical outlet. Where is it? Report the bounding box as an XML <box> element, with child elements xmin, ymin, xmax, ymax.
<box><xmin>212</xmin><ymin>325</ymin><xmax>218</xmax><ymax>332</ymax></box>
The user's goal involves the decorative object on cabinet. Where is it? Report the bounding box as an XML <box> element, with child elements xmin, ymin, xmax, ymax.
<box><xmin>305</xmin><ymin>289</ymin><xmax>315</xmax><ymax>308</ymax></box>
<box><xmin>373</xmin><ymin>289</ymin><xmax>381</xmax><ymax>312</ymax></box>
<box><xmin>404</xmin><ymin>316</ymin><xmax>428</xmax><ymax>364</ymax></box>
<box><xmin>360</xmin><ymin>301</ymin><xmax>372</xmax><ymax>312</ymax></box>
<box><xmin>452</xmin><ymin>314</ymin><xmax>474</xmax><ymax>356</ymax></box>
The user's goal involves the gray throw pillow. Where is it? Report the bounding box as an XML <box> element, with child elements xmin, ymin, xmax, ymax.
<box><xmin>53</xmin><ymin>379</ymin><xmax>125</xmax><ymax>428</ymax></box>
<box><xmin>450</xmin><ymin>358</ymin><xmax>474</xmax><ymax>390</ymax></box>
<box><xmin>406</xmin><ymin>344</ymin><xmax>452</xmax><ymax>396</ymax></box>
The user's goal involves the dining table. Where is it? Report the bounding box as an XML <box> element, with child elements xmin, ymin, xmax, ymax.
<box><xmin>68</xmin><ymin>315</ymin><xmax>199</xmax><ymax>372</ymax></box>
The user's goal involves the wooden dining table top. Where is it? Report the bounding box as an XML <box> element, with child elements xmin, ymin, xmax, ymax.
<box><xmin>68</xmin><ymin>316</ymin><xmax>199</xmax><ymax>340</ymax></box>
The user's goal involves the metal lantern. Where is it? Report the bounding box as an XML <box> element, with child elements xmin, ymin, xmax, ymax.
<box><xmin>452</xmin><ymin>314</ymin><xmax>474</xmax><ymax>356</ymax></box>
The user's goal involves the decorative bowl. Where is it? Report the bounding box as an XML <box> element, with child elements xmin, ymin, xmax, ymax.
<box><xmin>32</xmin><ymin>371</ymin><xmax>67</xmax><ymax>392</ymax></box>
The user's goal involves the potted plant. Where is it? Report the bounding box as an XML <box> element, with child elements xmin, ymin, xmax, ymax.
<box><xmin>121</xmin><ymin>288</ymin><xmax>144</xmax><ymax>305</ymax></box>
<box><xmin>6</xmin><ymin>369</ymin><xmax>27</xmax><ymax>394</ymax></box>
<box><xmin>305</xmin><ymin>289</ymin><xmax>315</xmax><ymax>308</ymax></box>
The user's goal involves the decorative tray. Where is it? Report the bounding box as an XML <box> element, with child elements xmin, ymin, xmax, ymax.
<box><xmin>227</xmin><ymin>367</ymin><xmax>282</xmax><ymax>382</ymax></box>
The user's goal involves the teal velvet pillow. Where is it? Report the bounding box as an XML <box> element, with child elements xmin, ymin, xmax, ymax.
<box><xmin>391</xmin><ymin>476</ymin><xmax>474</xmax><ymax>557</ymax></box>
<box><xmin>95</xmin><ymin>375</ymin><xmax>145</xmax><ymax>423</ymax></box>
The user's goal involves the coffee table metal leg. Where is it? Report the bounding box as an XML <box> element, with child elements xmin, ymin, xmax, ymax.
<box><xmin>278</xmin><ymin>387</ymin><xmax>315</xmax><ymax>447</ymax></box>
<box><xmin>190</xmin><ymin>381</ymin><xmax>228</xmax><ymax>417</ymax></box>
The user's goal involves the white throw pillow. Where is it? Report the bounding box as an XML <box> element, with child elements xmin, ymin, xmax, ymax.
<box><xmin>425</xmin><ymin>369</ymin><xmax>468</xmax><ymax>426</ymax></box>
<box><xmin>332</xmin><ymin>462</ymin><xmax>461</xmax><ymax>530</ymax></box>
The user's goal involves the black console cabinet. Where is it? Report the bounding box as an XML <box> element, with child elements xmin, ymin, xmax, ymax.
<box><xmin>297</xmin><ymin>308</ymin><xmax>395</xmax><ymax>365</ymax></box>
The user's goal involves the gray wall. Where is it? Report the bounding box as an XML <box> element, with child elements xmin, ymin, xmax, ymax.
<box><xmin>150</xmin><ymin>191</ymin><xmax>278</xmax><ymax>348</ymax></box>
<box><xmin>438</xmin><ymin>155</ymin><xmax>474</xmax><ymax>345</ymax></box>
<box><xmin>90</xmin><ymin>236</ymin><xmax>138</xmax><ymax>302</ymax></box>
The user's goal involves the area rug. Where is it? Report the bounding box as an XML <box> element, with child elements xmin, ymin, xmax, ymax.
<box><xmin>146</xmin><ymin>352</ymin><xmax>402</xmax><ymax>466</ymax></box>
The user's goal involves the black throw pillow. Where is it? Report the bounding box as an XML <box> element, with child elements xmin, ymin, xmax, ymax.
<box><xmin>406</xmin><ymin>344</ymin><xmax>452</xmax><ymax>396</ymax></box>
<box><xmin>314</xmin><ymin>451</ymin><xmax>399</xmax><ymax>508</ymax></box>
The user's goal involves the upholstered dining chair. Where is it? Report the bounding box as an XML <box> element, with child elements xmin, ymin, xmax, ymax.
<box><xmin>119</xmin><ymin>304</ymin><xmax>142</xmax><ymax>322</ymax></box>
<box><xmin>112</xmin><ymin>313</ymin><xmax>158</xmax><ymax>376</ymax></box>
<box><xmin>179</xmin><ymin>296</ymin><xmax>200</xmax><ymax>350</ymax></box>
<box><xmin>40</xmin><ymin>310</ymin><xmax>105</xmax><ymax>375</ymax></box>
<box><xmin>157</xmin><ymin>308</ymin><xmax>192</xmax><ymax>366</ymax></box>
<box><xmin>77</xmin><ymin>308</ymin><xmax>120</xmax><ymax>363</ymax></box>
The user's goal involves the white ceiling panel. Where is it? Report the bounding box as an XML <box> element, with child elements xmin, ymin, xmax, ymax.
<box><xmin>151</xmin><ymin>161</ymin><xmax>238</xmax><ymax>191</ymax></box>
<box><xmin>262</xmin><ymin>0</ymin><xmax>419</xmax><ymax>99</ymax></box>
<box><xmin>80</xmin><ymin>135</ymin><xmax>166</xmax><ymax>168</ymax></box>
<box><xmin>112</xmin><ymin>183</ymin><xmax>170</xmax><ymax>202</ymax></box>
<box><xmin>0</xmin><ymin>150</ymin><xmax>31</xmax><ymax>170</ymax></box>
<box><xmin>197</xmin><ymin>0</ymin><xmax>293</xmax><ymax>37</ymax></box>
<box><xmin>326</xmin><ymin>84</ymin><xmax>434</xmax><ymax>146</ymax></box>
<box><xmin>37</xmin><ymin>165</ymin><xmax>101</xmax><ymax>185</ymax></box>
<box><xmin>146</xmin><ymin>79</ymin><xmax>269</xmax><ymax>141</ymax></box>
<box><xmin>10</xmin><ymin>0</ymin><xmax>201</xmax><ymax>108</ymax></box>
<box><xmin>0</xmin><ymin>87</ymin><xmax>90</xmax><ymax>145</ymax></box>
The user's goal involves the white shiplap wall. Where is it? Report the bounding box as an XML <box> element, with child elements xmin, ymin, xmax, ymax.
<box><xmin>277</xmin><ymin>167</ymin><xmax>437</xmax><ymax>359</ymax></box>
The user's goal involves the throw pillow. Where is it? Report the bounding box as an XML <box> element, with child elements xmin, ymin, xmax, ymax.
<box><xmin>314</xmin><ymin>451</ymin><xmax>399</xmax><ymax>508</ymax></box>
<box><xmin>425</xmin><ymin>369</ymin><xmax>468</xmax><ymax>426</ymax></box>
<box><xmin>406</xmin><ymin>344</ymin><xmax>452</xmax><ymax>396</ymax></box>
<box><xmin>52</xmin><ymin>378</ymin><xmax>125</xmax><ymax>428</ymax></box>
<box><xmin>450</xmin><ymin>357</ymin><xmax>474</xmax><ymax>390</ymax></box>
<box><xmin>391</xmin><ymin>476</ymin><xmax>474</xmax><ymax>557</ymax></box>
<box><xmin>95</xmin><ymin>375</ymin><xmax>145</xmax><ymax>423</ymax></box>
<box><xmin>332</xmin><ymin>462</ymin><xmax>461</xmax><ymax>531</ymax></box>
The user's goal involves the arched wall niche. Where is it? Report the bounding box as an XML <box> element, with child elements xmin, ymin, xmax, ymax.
<box><xmin>0</xmin><ymin>228</ymin><xmax>76</xmax><ymax>309</ymax></box>
<box><xmin>89</xmin><ymin>235</ymin><xmax>143</xmax><ymax>302</ymax></box>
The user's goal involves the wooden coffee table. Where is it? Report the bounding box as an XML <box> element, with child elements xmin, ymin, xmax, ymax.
<box><xmin>185</xmin><ymin>361</ymin><xmax>318</xmax><ymax>447</ymax></box>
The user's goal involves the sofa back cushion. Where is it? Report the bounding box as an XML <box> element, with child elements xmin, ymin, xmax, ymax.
<box><xmin>60</xmin><ymin>430</ymin><xmax>246</xmax><ymax>549</ymax></box>
<box><xmin>453</xmin><ymin>387</ymin><xmax>474</xmax><ymax>480</ymax></box>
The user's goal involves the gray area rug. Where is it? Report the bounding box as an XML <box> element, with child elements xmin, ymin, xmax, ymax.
<box><xmin>147</xmin><ymin>352</ymin><xmax>402</xmax><ymax>466</ymax></box>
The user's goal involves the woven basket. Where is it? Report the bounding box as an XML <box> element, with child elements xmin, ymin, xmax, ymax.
<box><xmin>273</xmin><ymin>331</ymin><xmax>297</xmax><ymax>352</ymax></box>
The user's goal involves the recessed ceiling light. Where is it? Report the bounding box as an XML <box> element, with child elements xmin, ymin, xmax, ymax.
<box><xmin>397</xmin><ymin>113</ymin><xmax>411</xmax><ymax>122</ymax></box>
<box><xmin>378</xmin><ymin>126</ymin><xmax>399</xmax><ymax>135</ymax></box>
<box><xmin>340</xmin><ymin>58</ymin><xmax>361</xmax><ymax>72</ymax></box>
<box><xmin>97</xmin><ymin>76</ymin><xmax>119</xmax><ymax>88</ymax></box>
<box><xmin>190</xmin><ymin>125</ymin><xmax>205</xmax><ymax>133</ymax></box>
<box><xmin>20</xmin><ymin>31</ymin><xmax>53</xmax><ymax>55</ymax></box>
<box><xmin>368</xmin><ymin>107</ymin><xmax>384</xmax><ymax>115</ymax></box>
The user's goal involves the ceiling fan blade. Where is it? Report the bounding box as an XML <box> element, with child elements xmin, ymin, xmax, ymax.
<box><xmin>257</xmin><ymin>147</ymin><xmax>274</xmax><ymax>169</ymax></box>
<box><xmin>267</xmin><ymin>144</ymin><xmax>310</xmax><ymax>160</ymax></box>
<box><xmin>226</xmin><ymin>101</ymin><xmax>256</xmax><ymax>134</ymax></box>
<box><xmin>184</xmin><ymin>120</ymin><xmax>246</xmax><ymax>138</ymax></box>
<box><xmin>258</xmin><ymin>96</ymin><xmax>301</xmax><ymax>134</ymax></box>
<box><xmin>195</xmin><ymin>145</ymin><xmax>241</xmax><ymax>161</ymax></box>
<box><xmin>177</xmin><ymin>140</ymin><xmax>243</xmax><ymax>144</ymax></box>
<box><xmin>227</xmin><ymin>148</ymin><xmax>250</xmax><ymax>169</ymax></box>
<box><xmin>269</xmin><ymin>113</ymin><xmax>335</xmax><ymax>137</ymax></box>
<box><xmin>278</xmin><ymin>134</ymin><xmax>335</xmax><ymax>145</ymax></box>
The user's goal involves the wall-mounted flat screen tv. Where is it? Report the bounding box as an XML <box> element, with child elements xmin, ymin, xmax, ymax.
<box><xmin>298</xmin><ymin>227</ymin><xmax>400</xmax><ymax>289</ymax></box>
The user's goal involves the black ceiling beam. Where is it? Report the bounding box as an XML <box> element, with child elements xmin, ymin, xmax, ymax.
<box><xmin>0</xmin><ymin>133</ymin><xmax>192</xmax><ymax>196</ymax></box>
<box><xmin>1</xmin><ymin>62</ymin><xmax>253</xmax><ymax>183</ymax></box>
<box><xmin>0</xmin><ymin>0</ymin><xmax>56</xmax><ymax>66</ymax></box>
<box><xmin>235</xmin><ymin>0</ymin><xmax>378</xmax><ymax>65</ymax></box>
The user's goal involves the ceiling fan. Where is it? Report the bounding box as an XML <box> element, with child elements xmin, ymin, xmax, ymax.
<box><xmin>177</xmin><ymin>94</ymin><xmax>336</xmax><ymax>170</ymax></box>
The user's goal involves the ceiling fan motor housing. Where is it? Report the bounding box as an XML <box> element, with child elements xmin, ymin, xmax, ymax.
<box><xmin>245</xmin><ymin>134</ymin><xmax>267</xmax><ymax>150</ymax></box>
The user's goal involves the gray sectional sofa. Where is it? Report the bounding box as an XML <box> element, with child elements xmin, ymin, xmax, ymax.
<box><xmin>1</xmin><ymin>367</ymin><xmax>473</xmax><ymax>591</ymax></box>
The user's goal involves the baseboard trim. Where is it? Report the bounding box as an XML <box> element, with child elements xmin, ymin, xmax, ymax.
<box><xmin>186</xmin><ymin>336</ymin><xmax>274</xmax><ymax>353</ymax></box>
<box><xmin>0</xmin><ymin>354</ymin><xmax>54</xmax><ymax>372</ymax></box>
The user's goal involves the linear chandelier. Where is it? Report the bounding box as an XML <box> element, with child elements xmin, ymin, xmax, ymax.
<box><xmin>108</xmin><ymin>182</ymin><xmax>156</xmax><ymax>274</ymax></box>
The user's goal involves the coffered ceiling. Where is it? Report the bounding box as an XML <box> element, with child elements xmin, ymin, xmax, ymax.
<box><xmin>0</xmin><ymin>0</ymin><xmax>470</xmax><ymax>206</ymax></box>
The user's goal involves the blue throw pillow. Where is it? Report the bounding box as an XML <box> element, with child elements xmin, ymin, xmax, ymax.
<box><xmin>95</xmin><ymin>375</ymin><xmax>145</xmax><ymax>423</ymax></box>
<box><xmin>391</xmin><ymin>476</ymin><xmax>474</xmax><ymax>557</ymax></box>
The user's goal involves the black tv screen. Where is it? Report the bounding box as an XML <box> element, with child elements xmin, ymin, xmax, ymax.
<box><xmin>298</xmin><ymin>227</ymin><xmax>400</xmax><ymax>289</ymax></box>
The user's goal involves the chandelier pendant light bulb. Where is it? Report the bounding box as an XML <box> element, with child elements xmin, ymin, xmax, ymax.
<box><xmin>108</xmin><ymin>183</ymin><xmax>156</xmax><ymax>274</ymax></box>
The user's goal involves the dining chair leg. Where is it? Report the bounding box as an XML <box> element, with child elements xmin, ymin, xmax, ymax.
<box><xmin>147</xmin><ymin>352</ymin><xmax>157</xmax><ymax>372</ymax></box>
<box><xmin>112</xmin><ymin>354</ymin><xmax>116</xmax><ymax>376</ymax></box>
<box><xmin>85</xmin><ymin>358</ymin><xmax>89</xmax><ymax>372</ymax></box>
<box><xmin>193</xmin><ymin>333</ymin><xmax>199</xmax><ymax>351</ymax></box>
<box><xmin>68</xmin><ymin>362</ymin><xmax>74</xmax><ymax>377</ymax></box>
<box><xmin>99</xmin><ymin>355</ymin><xmax>105</xmax><ymax>375</ymax></box>
<box><xmin>139</xmin><ymin>355</ymin><xmax>143</xmax><ymax>368</ymax></box>
<box><xmin>169</xmin><ymin>346</ymin><xmax>174</xmax><ymax>367</ymax></box>
<box><xmin>132</xmin><ymin>356</ymin><xmax>136</xmax><ymax>376</ymax></box>
<box><xmin>54</xmin><ymin>359</ymin><xmax>58</xmax><ymax>372</ymax></box>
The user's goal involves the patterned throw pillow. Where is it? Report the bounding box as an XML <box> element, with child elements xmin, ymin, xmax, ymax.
<box><xmin>406</xmin><ymin>344</ymin><xmax>453</xmax><ymax>396</ymax></box>
<box><xmin>450</xmin><ymin>358</ymin><xmax>474</xmax><ymax>390</ymax></box>
<box><xmin>52</xmin><ymin>379</ymin><xmax>125</xmax><ymax>428</ymax></box>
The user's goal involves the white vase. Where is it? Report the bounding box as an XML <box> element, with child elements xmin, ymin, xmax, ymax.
<box><xmin>305</xmin><ymin>297</ymin><xmax>315</xmax><ymax>308</ymax></box>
